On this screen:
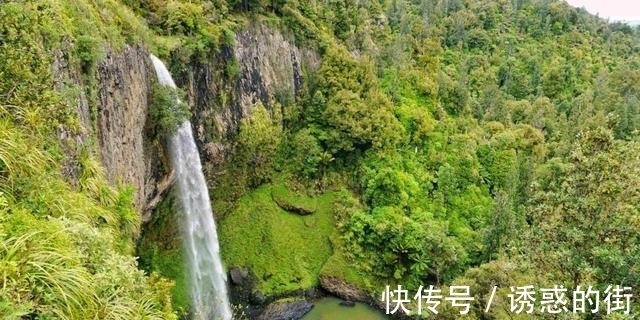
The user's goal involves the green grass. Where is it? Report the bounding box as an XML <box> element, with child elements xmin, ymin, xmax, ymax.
<box><xmin>219</xmin><ymin>184</ymin><xmax>337</xmax><ymax>296</ymax></box>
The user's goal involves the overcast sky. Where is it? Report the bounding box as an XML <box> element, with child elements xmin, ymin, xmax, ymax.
<box><xmin>564</xmin><ymin>0</ymin><xmax>640</xmax><ymax>21</ymax></box>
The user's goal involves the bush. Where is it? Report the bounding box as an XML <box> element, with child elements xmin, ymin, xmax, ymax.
<box><xmin>76</xmin><ymin>34</ymin><xmax>101</xmax><ymax>72</ymax></box>
<box><xmin>150</xmin><ymin>82</ymin><xmax>190</xmax><ymax>138</ymax></box>
<box><xmin>235</xmin><ymin>102</ymin><xmax>283</xmax><ymax>187</ymax></box>
<box><xmin>281</xmin><ymin>129</ymin><xmax>324</xmax><ymax>179</ymax></box>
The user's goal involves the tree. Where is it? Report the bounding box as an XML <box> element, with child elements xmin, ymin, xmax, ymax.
<box><xmin>235</xmin><ymin>103</ymin><xmax>283</xmax><ymax>187</ymax></box>
<box><xmin>527</xmin><ymin>127</ymin><xmax>640</xmax><ymax>289</ymax></box>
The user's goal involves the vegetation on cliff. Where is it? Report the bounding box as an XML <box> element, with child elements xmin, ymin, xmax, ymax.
<box><xmin>0</xmin><ymin>2</ymin><xmax>177</xmax><ymax>318</ymax></box>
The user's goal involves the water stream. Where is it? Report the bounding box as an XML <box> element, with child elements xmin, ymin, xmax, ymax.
<box><xmin>150</xmin><ymin>54</ymin><xmax>233</xmax><ymax>320</ymax></box>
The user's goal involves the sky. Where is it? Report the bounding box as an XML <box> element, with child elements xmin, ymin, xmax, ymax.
<box><xmin>564</xmin><ymin>0</ymin><xmax>640</xmax><ymax>22</ymax></box>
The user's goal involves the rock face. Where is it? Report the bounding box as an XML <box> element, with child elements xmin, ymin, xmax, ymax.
<box><xmin>176</xmin><ymin>21</ymin><xmax>319</xmax><ymax>177</ymax></box>
<box><xmin>319</xmin><ymin>275</ymin><xmax>370</xmax><ymax>303</ymax></box>
<box><xmin>54</xmin><ymin>22</ymin><xmax>319</xmax><ymax>221</ymax></box>
<box><xmin>96</xmin><ymin>46</ymin><xmax>169</xmax><ymax>214</ymax></box>
<box><xmin>53</xmin><ymin>44</ymin><xmax>172</xmax><ymax>218</ymax></box>
<box><xmin>52</xmin><ymin>42</ymin><xmax>93</xmax><ymax>185</ymax></box>
<box><xmin>229</xmin><ymin>267</ymin><xmax>249</xmax><ymax>285</ymax></box>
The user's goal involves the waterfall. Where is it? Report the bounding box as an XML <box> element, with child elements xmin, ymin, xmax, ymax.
<box><xmin>150</xmin><ymin>54</ymin><xmax>233</xmax><ymax>320</ymax></box>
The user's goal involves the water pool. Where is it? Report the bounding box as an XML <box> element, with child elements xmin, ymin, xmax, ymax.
<box><xmin>301</xmin><ymin>297</ymin><xmax>389</xmax><ymax>320</ymax></box>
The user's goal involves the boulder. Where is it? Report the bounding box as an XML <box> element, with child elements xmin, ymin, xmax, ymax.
<box><xmin>251</xmin><ymin>290</ymin><xmax>267</xmax><ymax>305</ymax></box>
<box><xmin>257</xmin><ymin>300</ymin><xmax>313</xmax><ymax>320</ymax></box>
<box><xmin>319</xmin><ymin>275</ymin><xmax>369</xmax><ymax>302</ymax></box>
<box><xmin>229</xmin><ymin>267</ymin><xmax>246</xmax><ymax>285</ymax></box>
<box><xmin>339</xmin><ymin>300</ymin><xmax>356</xmax><ymax>307</ymax></box>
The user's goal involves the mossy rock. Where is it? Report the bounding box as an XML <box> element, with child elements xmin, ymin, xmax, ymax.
<box><xmin>271</xmin><ymin>183</ymin><xmax>317</xmax><ymax>215</ymax></box>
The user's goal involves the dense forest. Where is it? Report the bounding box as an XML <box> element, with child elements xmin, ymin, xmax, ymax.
<box><xmin>1</xmin><ymin>0</ymin><xmax>640</xmax><ymax>319</ymax></box>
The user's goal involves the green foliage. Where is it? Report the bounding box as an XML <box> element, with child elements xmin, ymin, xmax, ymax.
<box><xmin>7</xmin><ymin>0</ymin><xmax>640</xmax><ymax>317</ymax></box>
<box><xmin>124</xmin><ymin>0</ymin><xmax>229</xmax><ymax>62</ymax></box>
<box><xmin>0</xmin><ymin>122</ymin><xmax>175</xmax><ymax>319</ymax></box>
<box><xmin>527</xmin><ymin>127</ymin><xmax>640</xmax><ymax>289</ymax></box>
<box><xmin>361</xmin><ymin>167</ymin><xmax>420</xmax><ymax>209</ymax></box>
<box><xmin>150</xmin><ymin>83</ymin><xmax>190</xmax><ymax>137</ymax></box>
<box><xmin>279</xmin><ymin>129</ymin><xmax>324</xmax><ymax>179</ymax></box>
<box><xmin>320</xmin><ymin>195</ymin><xmax>376</xmax><ymax>292</ymax></box>
<box><xmin>225</xmin><ymin>57</ymin><xmax>242</xmax><ymax>79</ymax></box>
<box><xmin>0</xmin><ymin>1</ymin><xmax>176</xmax><ymax>318</ymax></box>
<box><xmin>442</xmin><ymin>258</ymin><xmax>540</xmax><ymax>319</ymax></box>
<box><xmin>235</xmin><ymin>102</ymin><xmax>283</xmax><ymax>187</ymax></box>
<box><xmin>308</xmin><ymin>47</ymin><xmax>405</xmax><ymax>155</ymax></box>
<box><xmin>76</xmin><ymin>35</ymin><xmax>102</xmax><ymax>72</ymax></box>
<box><xmin>344</xmin><ymin>206</ymin><xmax>433</xmax><ymax>287</ymax></box>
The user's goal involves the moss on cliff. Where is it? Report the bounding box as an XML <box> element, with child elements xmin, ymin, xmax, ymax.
<box><xmin>136</xmin><ymin>190</ymin><xmax>190</xmax><ymax>316</ymax></box>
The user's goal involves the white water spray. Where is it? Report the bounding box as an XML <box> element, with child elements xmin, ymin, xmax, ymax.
<box><xmin>150</xmin><ymin>54</ymin><xmax>233</xmax><ymax>320</ymax></box>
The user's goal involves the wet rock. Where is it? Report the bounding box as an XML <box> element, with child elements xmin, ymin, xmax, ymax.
<box><xmin>257</xmin><ymin>300</ymin><xmax>313</xmax><ymax>320</ymax></box>
<box><xmin>339</xmin><ymin>300</ymin><xmax>356</xmax><ymax>307</ymax></box>
<box><xmin>250</xmin><ymin>290</ymin><xmax>267</xmax><ymax>305</ymax></box>
<box><xmin>319</xmin><ymin>275</ymin><xmax>369</xmax><ymax>302</ymax></box>
<box><xmin>304</xmin><ymin>288</ymin><xmax>320</xmax><ymax>299</ymax></box>
<box><xmin>230</xmin><ymin>267</ymin><xmax>245</xmax><ymax>285</ymax></box>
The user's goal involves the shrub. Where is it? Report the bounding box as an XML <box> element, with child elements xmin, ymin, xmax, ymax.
<box><xmin>75</xmin><ymin>34</ymin><xmax>101</xmax><ymax>72</ymax></box>
<box><xmin>150</xmin><ymin>83</ymin><xmax>190</xmax><ymax>138</ymax></box>
<box><xmin>235</xmin><ymin>102</ymin><xmax>283</xmax><ymax>187</ymax></box>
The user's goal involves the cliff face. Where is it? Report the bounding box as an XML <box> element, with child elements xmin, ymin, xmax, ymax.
<box><xmin>53</xmin><ymin>45</ymin><xmax>172</xmax><ymax>219</ymax></box>
<box><xmin>96</xmin><ymin>46</ymin><xmax>169</xmax><ymax>216</ymax></box>
<box><xmin>54</xmin><ymin>22</ymin><xmax>317</xmax><ymax>220</ymax></box>
<box><xmin>97</xmin><ymin>47</ymin><xmax>172</xmax><ymax>217</ymax></box>
<box><xmin>177</xmin><ymin>22</ymin><xmax>319</xmax><ymax>177</ymax></box>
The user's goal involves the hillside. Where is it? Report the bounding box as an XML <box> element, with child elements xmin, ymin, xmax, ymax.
<box><xmin>2</xmin><ymin>0</ymin><xmax>640</xmax><ymax>319</ymax></box>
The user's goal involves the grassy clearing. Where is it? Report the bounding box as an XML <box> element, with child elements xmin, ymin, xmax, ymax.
<box><xmin>219</xmin><ymin>183</ymin><xmax>337</xmax><ymax>296</ymax></box>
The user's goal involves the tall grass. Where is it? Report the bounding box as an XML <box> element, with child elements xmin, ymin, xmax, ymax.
<box><xmin>0</xmin><ymin>0</ymin><xmax>177</xmax><ymax>317</ymax></box>
<box><xmin>0</xmin><ymin>231</ymin><xmax>95</xmax><ymax>319</ymax></box>
<box><xmin>0</xmin><ymin>100</ymin><xmax>172</xmax><ymax>320</ymax></box>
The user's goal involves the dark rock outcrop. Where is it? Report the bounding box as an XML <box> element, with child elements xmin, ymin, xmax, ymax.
<box><xmin>319</xmin><ymin>275</ymin><xmax>370</xmax><ymax>303</ymax></box>
<box><xmin>176</xmin><ymin>21</ymin><xmax>320</xmax><ymax>178</ymax></box>
<box><xmin>273</xmin><ymin>197</ymin><xmax>315</xmax><ymax>215</ymax></box>
<box><xmin>339</xmin><ymin>300</ymin><xmax>356</xmax><ymax>307</ymax></box>
<box><xmin>229</xmin><ymin>267</ymin><xmax>249</xmax><ymax>285</ymax></box>
<box><xmin>257</xmin><ymin>300</ymin><xmax>314</xmax><ymax>320</ymax></box>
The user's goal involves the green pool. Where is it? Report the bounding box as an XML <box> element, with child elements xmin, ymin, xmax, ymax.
<box><xmin>301</xmin><ymin>297</ymin><xmax>389</xmax><ymax>320</ymax></box>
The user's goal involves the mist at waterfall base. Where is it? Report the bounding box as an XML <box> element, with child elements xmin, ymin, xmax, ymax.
<box><xmin>150</xmin><ymin>54</ymin><xmax>233</xmax><ymax>320</ymax></box>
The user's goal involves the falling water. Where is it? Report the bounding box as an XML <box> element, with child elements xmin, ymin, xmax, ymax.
<box><xmin>150</xmin><ymin>54</ymin><xmax>233</xmax><ymax>320</ymax></box>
